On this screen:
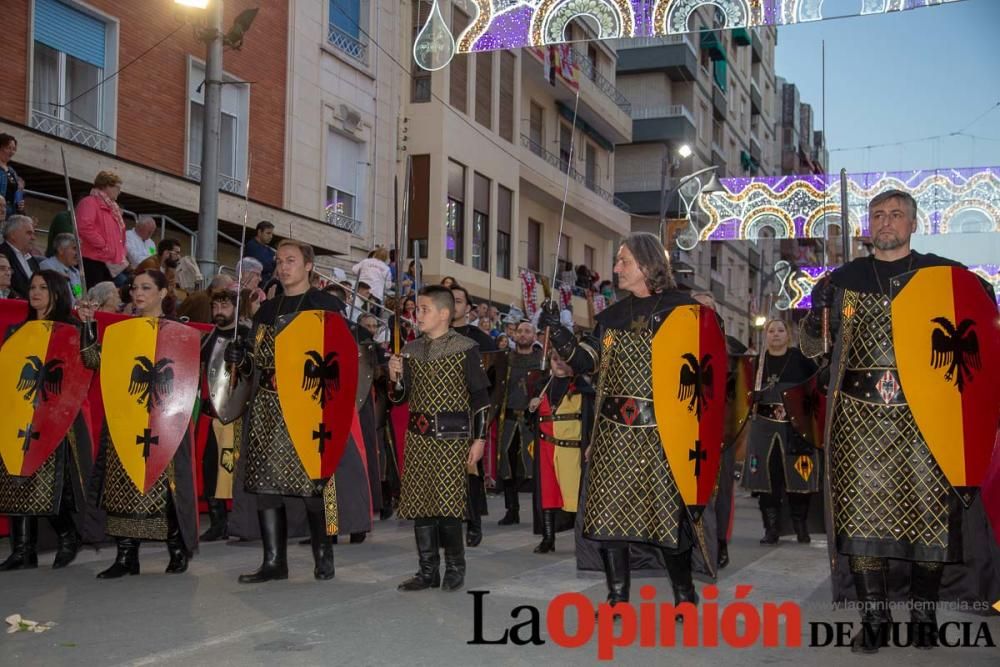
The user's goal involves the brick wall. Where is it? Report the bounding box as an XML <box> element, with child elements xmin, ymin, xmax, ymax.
<box><xmin>0</xmin><ymin>0</ymin><xmax>287</xmax><ymax>207</ymax></box>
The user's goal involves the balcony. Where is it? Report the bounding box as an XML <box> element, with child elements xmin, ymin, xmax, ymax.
<box><xmin>751</xmin><ymin>30</ymin><xmax>763</xmax><ymax>63</ymax></box>
<box><xmin>711</xmin><ymin>142</ymin><xmax>727</xmax><ymax>175</ymax></box>
<box><xmin>520</xmin><ymin>134</ymin><xmax>630</xmax><ymax>212</ymax></box>
<box><xmin>712</xmin><ymin>85</ymin><xmax>727</xmax><ymax>120</ymax></box>
<box><xmin>630</xmin><ymin>104</ymin><xmax>698</xmax><ymax>147</ymax></box>
<box><xmin>750</xmin><ymin>79</ymin><xmax>762</xmax><ymax>115</ymax></box>
<box><xmin>186</xmin><ymin>163</ymin><xmax>245</xmax><ymax>195</ymax></box>
<box><xmin>572</xmin><ymin>49</ymin><xmax>631</xmax><ymax>115</ymax></box>
<box><xmin>328</xmin><ymin>22</ymin><xmax>368</xmax><ymax>66</ymax></box>
<box><xmin>29</xmin><ymin>109</ymin><xmax>114</xmax><ymax>153</ymax></box>
<box><xmin>616</xmin><ymin>34</ymin><xmax>698</xmax><ymax>82</ymax></box>
<box><xmin>323</xmin><ymin>206</ymin><xmax>363</xmax><ymax>234</ymax></box>
<box><xmin>750</xmin><ymin>132</ymin><xmax>763</xmax><ymax>163</ymax></box>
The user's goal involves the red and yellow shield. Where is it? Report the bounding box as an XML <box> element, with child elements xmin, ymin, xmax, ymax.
<box><xmin>652</xmin><ymin>305</ymin><xmax>728</xmax><ymax>520</ymax></box>
<box><xmin>782</xmin><ymin>372</ymin><xmax>826</xmax><ymax>449</ymax></box>
<box><xmin>892</xmin><ymin>266</ymin><xmax>1000</xmax><ymax>505</ymax></box>
<box><xmin>0</xmin><ymin>321</ymin><xmax>93</xmax><ymax>476</ymax></box>
<box><xmin>723</xmin><ymin>354</ymin><xmax>754</xmax><ymax>447</ymax></box>
<box><xmin>275</xmin><ymin>310</ymin><xmax>359</xmax><ymax>480</ymax></box>
<box><xmin>101</xmin><ymin>318</ymin><xmax>201</xmax><ymax>493</ymax></box>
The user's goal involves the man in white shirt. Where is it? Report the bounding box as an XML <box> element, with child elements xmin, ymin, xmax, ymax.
<box><xmin>39</xmin><ymin>233</ymin><xmax>83</xmax><ymax>301</ymax></box>
<box><xmin>125</xmin><ymin>216</ymin><xmax>157</xmax><ymax>268</ymax></box>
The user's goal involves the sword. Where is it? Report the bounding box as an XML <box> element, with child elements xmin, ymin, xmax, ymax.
<box><xmin>541</xmin><ymin>89</ymin><xmax>581</xmax><ymax>371</ymax></box>
<box><xmin>393</xmin><ymin>158</ymin><xmax>413</xmax><ymax>392</ymax></box>
<box><xmin>59</xmin><ymin>147</ymin><xmax>87</xmax><ymax>298</ymax></box>
<box><xmin>228</xmin><ymin>155</ymin><xmax>252</xmax><ymax>387</ymax></box>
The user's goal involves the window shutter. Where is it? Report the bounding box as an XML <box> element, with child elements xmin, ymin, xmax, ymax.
<box><xmin>34</xmin><ymin>0</ymin><xmax>105</xmax><ymax>68</ymax></box>
<box><xmin>498</xmin><ymin>51</ymin><xmax>515</xmax><ymax>142</ymax></box>
<box><xmin>450</xmin><ymin>9</ymin><xmax>469</xmax><ymax>112</ymax></box>
<box><xmin>475</xmin><ymin>52</ymin><xmax>492</xmax><ymax>129</ymax></box>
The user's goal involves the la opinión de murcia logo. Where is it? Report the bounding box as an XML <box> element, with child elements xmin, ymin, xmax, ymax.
<box><xmin>467</xmin><ymin>588</ymin><xmax>997</xmax><ymax>660</ymax></box>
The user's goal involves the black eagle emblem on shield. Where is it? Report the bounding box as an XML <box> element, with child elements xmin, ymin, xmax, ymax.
<box><xmin>17</xmin><ymin>355</ymin><xmax>64</xmax><ymax>406</ymax></box>
<box><xmin>678</xmin><ymin>353</ymin><xmax>714</xmax><ymax>420</ymax></box>
<box><xmin>930</xmin><ymin>317</ymin><xmax>981</xmax><ymax>393</ymax></box>
<box><xmin>302</xmin><ymin>350</ymin><xmax>340</xmax><ymax>407</ymax></box>
<box><xmin>129</xmin><ymin>356</ymin><xmax>175</xmax><ymax>412</ymax></box>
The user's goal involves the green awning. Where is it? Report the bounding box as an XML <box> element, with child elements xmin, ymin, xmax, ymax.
<box><xmin>713</xmin><ymin>59</ymin><xmax>727</xmax><ymax>91</ymax></box>
<box><xmin>700</xmin><ymin>30</ymin><xmax>726</xmax><ymax>61</ymax></box>
<box><xmin>733</xmin><ymin>27</ymin><xmax>751</xmax><ymax>46</ymax></box>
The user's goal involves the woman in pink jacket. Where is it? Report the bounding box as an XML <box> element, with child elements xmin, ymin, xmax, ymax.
<box><xmin>76</xmin><ymin>170</ymin><xmax>127</xmax><ymax>287</ymax></box>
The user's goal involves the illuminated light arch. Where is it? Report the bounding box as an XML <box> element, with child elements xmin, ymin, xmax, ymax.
<box><xmin>652</xmin><ymin>0</ymin><xmax>751</xmax><ymax>35</ymax></box>
<box><xmin>804</xmin><ymin>205</ymin><xmax>863</xmax><ymax>239</ymax></box>
<box><xmin>530</xmin><ymin>0</ymin><xmax>635</xmax><ymax>47</ymax></box>
<box><xmin>939</xmin><ymin>201</ymin><xmax>1000</xmax><ymax>234</ymax></box>
<box><xmin>457</xmin><ymin>0</ymin><xmax>494</xmax><ymax>53</ymax></box>
<box><xmin>735</xmin><ymin>207</ymin><xmax>795</xmax><ymax>241</ymax></box>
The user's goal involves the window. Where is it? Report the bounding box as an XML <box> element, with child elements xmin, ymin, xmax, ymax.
<box><xmin>700</xmin><ymin>104</ymin><xmax>711</xmax><ymax>144</ymax></box>
<box><xmin>30</xmin><ymin>0</ymin><xmax>116</xmax><ymax>152</ymax></box>
<box><xmin>559</xmin><ymin>123</ymin><xmax>573</xmax><ymax>173</ymax></box>
<box><xmin>529</xmin><ymin>102</ymin><xmax>544</xmax><ymax>155</ymax></box>
<box><xmin>584</xmin><ymin>143</ymin><xmax>597</xmax><ymax>189</ymax></box>
<box><xmin>450</xmin><ymin>8</ymin><xmax>469</xmax><ymax>113</ymax></box>
<box><xmin>328</xmin><ymin>0</ymin><xmax>368</xmax><ymax>65</ymax></box>
<box><xmin>497</xmin><ymin>185</ymin><xmax>512</xmax><ymax>279</ymax></box>
<box><xmin>187</xmin><ymin>59</ymin><xmax>249</xmax><ymax>194</ymax></box>
<box><xmin>411</xmin><ymin>1</ymin><xmax>431</xmax><ymax>102</ymax></box>
<box><xmin>410</xmin><ymin>155</ymin><xmax>430</xmax><ymax>258</ymax></box>
<box><xmin>498</xmin><ymin>51</ymin><xmax>515</xmax><ymax>142</ymax></box>
<box><xmin>475</xmin><ymin>52</ymin><xmax>493</xmax><ymax>128</ymax></box>
<box><xmin>558</xmin><ymin>233</ymin><xmax>572</xmax><ymax>275</ymax></box>
<box><xmin>472</xmin><ymin>173</ymin><xmax>490</xmax><ymax>272</ymax></box>
<box><xmin>528</xmin><ymin>219</ymin><xmax>542</xmax><ymax>273</ymax></box>
<box><xmin>586</xmin><ymin>45</ymin><xmax>598</xmax><ymax>81</ymax></box>
<box><xmin>446</xmin><ymin>160</ymin><xmax>466</xmax><ymax>264</ymax></box>
<box><xmin>325</xmin><ymin>130</ymin><xmax>365</xmax><ymax>233</ymax></box>
<box><xmin>584</xmin><ymin>245</ymin><xmax>595</xmax><ymax>274</ymax></box>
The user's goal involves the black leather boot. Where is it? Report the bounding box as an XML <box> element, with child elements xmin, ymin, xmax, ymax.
<box><xmin>534</xmin><ymin>509</ymin><xmax>556</xmax><ymax>553</ymax></box>
<box><xmin>349</xmin><ymin>532</ymin><xmax>366</xmax><ymax>544</ymax></box>
<box><xmin>398</xmin><ymin>520</ymin><xmax>440</xmax><ymax>591</ymax></box>
<box><xmin>0</xmin><ymin>517</ymin><xmax>39</xmax><ymax>571</ymax></box>
<box><xmin>664</xmin><ymin>550</ymin><xmax>699</xmax><ymax>622</ymax></box>
<box><xmin>850</xmin><ymin>565</ymin><xmax>892</xmax><ymax>653</ymax></box>
<box><xmin>439</xmin><ymin>518</ymin><xmax>466</xmax><ymax>591</ymax></box>
<box><xmin>97</xmin><ymin>537</ymin><xmax>140</xmax><ymax>578</ymax></box>
<box><xmin>238</xmin><ymin>507</ymin><xmax>289</xmax><ymax>583</ymax></box>
<box><xmin>910</xmin><ymin>561</ymin><xmax>943</xmax><ymax>649</ymax></box>
<box><xmin>200</xmin><ymin>499</ymin><xmax>229</xmax><ymax>542</ymax></box>
<box><xmin>498</xmin><ymin>483</ymin><xmax>520</xmax><ymax>525</ymax></box>
<box><xmin>717</xmin><ymin>540</ymin><xmax>730</xmax><ymax>569</ymax></box>
<box><xmin>597</xmin><ymin>546</ymin><xmax>630</xmax><ymax>617</ymax></box>
<box><xmin>165</xmin><ymin>512</ymin><xmax>189</xmax><ymax>574</ymax></box>
<box><xmin>789</xmin><ymin>494</ymin><xmax>811</xmax><ymax>544</ymax></box>
<box><xmin>307</xmin><ymin>509</ymin><xmax>335</xmax><ymax>580</ymax></box>
<box><xmin>466</xmin><ymin>474</ymin><xmax>483</xmax><ymax>547</ymax></box>
<box><xmin>759</xmin><ymin>505</ymin><xmax>780</xmax><ymax>545</ymax></box>
<box><xmin>49</xmin><ymin>508</ymin><xmax>80</xmax><ymax>569</ymax></box>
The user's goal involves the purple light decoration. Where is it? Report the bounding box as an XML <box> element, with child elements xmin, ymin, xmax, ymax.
<box><xmin>473</xmin><ymin>5</ymin><xmax>532</xmax><ymax>52</ymax></box>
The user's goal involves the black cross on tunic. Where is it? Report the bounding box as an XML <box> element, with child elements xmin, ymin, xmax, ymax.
<box><xmin>313</xmin><ymin>423</ymin><xmax>332</xmax><ymax>454</ymax></box>
<box><xmin>136</xmin><ymin>428</ymin><xmax>159</xmax><ymax>459</ymax></box>
<box><xmin>18</xmin><ymin>424</ymin><xmax>40</xmax><ymax>453</ymax></box>
<box><xmin>689</xmin><ymin>439</ymin><xmax>707</xmax><ymax>477</ymax></box>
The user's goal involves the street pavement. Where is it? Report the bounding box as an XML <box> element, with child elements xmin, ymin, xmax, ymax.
<box><xmin>2</xmin><ymin>492</ymin><xmax>998</xmax><ymax>666</ymax></box>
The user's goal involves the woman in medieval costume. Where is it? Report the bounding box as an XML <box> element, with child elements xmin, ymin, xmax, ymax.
<box><xmin>0</xmin><ymin>270</ymin><xmax>104</xmax><ymax>570</ymax></box>
<box><xmin>82</xmin><ymin>269</ymin><xmax>198</xmax><ymax>578</ymax></box>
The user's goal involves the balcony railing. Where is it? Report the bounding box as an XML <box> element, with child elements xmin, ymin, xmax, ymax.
<box><xmin>630</xmin><ymin>104</ymin><xmax>696</xmax><ymax>126</ymax></box>
<box><xmin>30</xmin><ymin>109</ymin><xmax>114</xmax><ymax>153</ymax></box>
<box><xmin>520</xmin><ymin>134</ymin><xmax>630</xmax><ymax>212</ymax></box>
<box><xmin>615</xmin><ymin>34</ymin><xmax>698</xmax><ymax>58</ymax></box>
<box><xmin>570</xmin><ymin>49</ymin><xmax>631</xmax><ymax>114</ymax></box>
<box><xmin>328</xmin><ymin>22</ymin><xmax>368</xmax><ymax>65</ymax></box>
<box><xmin>323</xmin><ymin>206</ymin><xmax>363</xmax><ymax>234</ymax></box>
<box><xmin>186</xmin><ymin>163</ymin><xmax>245</xmax><ymax>195</ymax></box>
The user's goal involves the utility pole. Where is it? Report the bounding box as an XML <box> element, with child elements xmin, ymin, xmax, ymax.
<box><xmin>196</xmin><ymin>0</ymin><xmax>224</xmax><ymax>278</ymax></box>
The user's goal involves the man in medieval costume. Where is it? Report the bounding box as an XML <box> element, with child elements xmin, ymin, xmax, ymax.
<box><xmin>540</xmin><ymin>232</ymin><xmax>714</xmax><ymax>614</ymax></box>
<box><xmin>493</xmin><ymin>320</ymin><xmax>542</xmax><ymax>526</ymax></box>
<box><xmin>227</xmin><ymin>239</ymin><xmax>370</xmax><ymax>583</ymax></box>
<box><xmin>801</xmin><ymin>189</ymin><xmax>1000</xmax><ymax>652</ymax></box>
<box><xmin>388</xmin><ymin>285</ymin><xmax>490</xmax><ymax>592</ymax></box>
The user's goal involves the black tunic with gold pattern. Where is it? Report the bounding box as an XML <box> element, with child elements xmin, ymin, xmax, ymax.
<box><xmin>393</xmin><ymin>330</ymin><xmax>489</xmax><ymax>520</ymax></box>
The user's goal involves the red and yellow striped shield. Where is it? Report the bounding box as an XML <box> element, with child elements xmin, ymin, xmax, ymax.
<box><xmin>892</xmin><ymin>266</ymin><xmax>1000</xmax><ymax>506</ymax></box>
<box><xmin>652</xmin><ymin>305</ymin><xmax>728</xmax><ymax>521</ymax></box>
<box><xmin>275</xmin><ymin>310</ymin><xmax>359</xmax><ymax>480</ymax></box>
<box><xmin>101</xmin><ymin>318</ymin><xmax>201</xmax><ymax>493</ymax></box>
<box><xmin>0</xmin><ymin>321</ymin><xmax>93</xmax><ymax>477</ymax></box>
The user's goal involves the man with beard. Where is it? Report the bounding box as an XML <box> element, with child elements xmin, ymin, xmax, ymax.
<box><xmin>494</xmin><ymin>320</ymin><xmax>543</xmax><ymax>525</ymax></box>
<box><xmin>449</xmin><ymin>284</ymin><xmax>496</xmax><ymax>546</ymax></box>
<box><xmin>801</xmin><ymin>189</ymin><xmax>998</xmax><ymax>652</ymax></box>
<box><xmin>198</xmin><ymin>286</ymin><xmax>249</xmax><ymax>541</ymax></box>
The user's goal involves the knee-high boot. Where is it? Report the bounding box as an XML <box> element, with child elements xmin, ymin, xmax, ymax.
<box><xmin>398</xmin><ymin>519</ymin><xmax>441</xmax><ymax>591</ymax></box>
<box><xmin>466</xmin><ymin>474</ymin><xmax>483</xmax><ymax>547</ymax></box>
<box><xmin>439</xmin><ymin>518</ymin><xmax>466</xmax><ymax>591</ymax></box>
<box><xmin>200</xmin><ymin>499</ymin><xmax>229</xmax><ymax>542</ymax></box>
<box><xmin>789</xmin><ymin>493</ymin><xmax>811</xmax><ymax>544</ymax></box>
<box><xmin>165</xmin><ymin>507</ymin><xmax>189</xmax><ymax>574</ymax></box>
<box><xmin>758</xmin><ymin>495</ymin><xmax>780</xmax><ymax>545</ymax></box>
<box><xmin>96</xmin><ymin>537</ymin><xmax>140</xmax><ymax>579</ymax></box>
<box><xmin>664</xmin><ymin>549</ymin><xmax>699</xmax><ymax>622</ymax></box>
<box><xmin>910</xmin><ymin>561</ymin><xmax>943</xmax><ymax>650</ymax></box>
<box><xmin>600</xmin><ymin>545</ymin><xmax>631</xmax><ymax>607</ymax></box>
<box><xmin>534</xmin><ymin>509</ymin><xmax>556</xmax><ymax>553</ymax></box>
<box><xmin>850</xmin><ymin>557</ymin><xmax>892</xmax><ymax>654</ymax></box>
<box><xmin>238</xmin><ymin>507</ymin><xmax>289</xmax><ymax>583</ymax></box>
<box><xmin>307</xmin><ymin>509</ymin><xmax>335</xmax><ymax>580</ymax></box>
<box><xmin>0</xmin><ymin>517</ymin><xmax>39</xmax><ymax>571</ymax></box>
<box><xmin>498</xmin><ymin>481</ymin><xmax>520</xmax><ymax>525</ymax></box>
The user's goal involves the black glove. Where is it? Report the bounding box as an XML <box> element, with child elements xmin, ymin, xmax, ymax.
<box><xmin>224</xmin><ymin>340</ymin><xmax>247</xmax><ymax>365</ymax></box>
<box><xmin>810</xmin><ymin>276</ymin><xmax>836</xmax><ymax>311</ymax></box>
<box><xmin>537</xmin><ymin>300</ymin><xmax>562</xmax><ymax>332</ymax></box>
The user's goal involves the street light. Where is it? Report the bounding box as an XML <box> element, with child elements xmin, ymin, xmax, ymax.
<box><xmin>753</xmin><ymin>314</ymin><xmax>768</xmax><ymax>327</ymax></box>
<box><xmin>677</xmin><ymin>144</ymin><xmax>693</xmax><ymax>159</ymax></box>
<box><xmin>175</xmin><ymin>0</ymin><xmax>209</xmax><ymax>7</ymax></box>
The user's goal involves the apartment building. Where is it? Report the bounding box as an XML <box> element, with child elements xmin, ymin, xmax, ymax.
<box><xmin>613</xmin><ymin>19</ymin><xmax>781</xmax><ymax>346</ymax></box>
<box><xmin>0</xmin><ymin>0</ymin><xmax>357</xmax><ymax>272</ymax></box>
<box><xmin>400</xmin><ymin>2</ymin><xmax>632</xmax><ymax>324</ymax></box>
